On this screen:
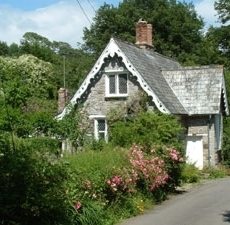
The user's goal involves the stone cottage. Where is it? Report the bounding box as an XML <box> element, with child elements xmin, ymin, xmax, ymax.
<box><xmin>57</xmin><ymin>20</ymin><xmax>229</xmax><ymax>169</ymax></box>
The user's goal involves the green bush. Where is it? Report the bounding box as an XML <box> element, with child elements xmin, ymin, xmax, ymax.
<box><xmin>0</xmin><ymin>136</ymin><xmax>71</xmax><ymax>225</ymax></box>
<box><xmin>181</xmin><ymin>163</ymin><xmax>201</xmax><ymax>183</ymax></box>
<box><xmin>222</xmin><ymin>117</ymin><xmax>230</xmax><ymax>165</ymax></box>
<box><xmin>109</xmin><ymin>112</ymin><xmax>184</xmax><ymax>150</ymax></box>
<box><xmin>26</xmin><ymin>136</ymin><xmax>60</xmax><ymax>154</ymax></box>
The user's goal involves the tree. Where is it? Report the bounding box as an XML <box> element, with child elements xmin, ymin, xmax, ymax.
<box><xmin>20</xmin><ymin>32</ymin><xmax>57</xmax><ymax>63</ymax></box>
<box><xmin>0</xmin><ymin>41</ymin><xmax>9</xmax><ymax>56</ymax></box>
<box><xmin>0</xmin><ymin>55</ymin><xmax>57</xmax><ymax>137</ymax></box>
<box><xmin>211</xmin><ymin>1</ymin><xmax>230</xmax><ymax>164</ymax></box>
<box><xmin>83</xmin><ymin>0</ymin><xmax>204</xmax><ymax>64</ymax></box>
<box><xmin>205</xmin><ymin>26</ymin><xmax>230</xmax><ymax>67</ymax></box>
<box><xmin>215</xmin><ymin>0</ymin><xmax>230</xmax><ymax>24</ymax></box>
<box><xmin>0</xmin><ymin>55</ymin><xmax>55</xmax><ymax>99</ymax></box>
<box><xmin>8</xmin><ymin>43</ymin><xmax>20</xmax><ymax>56</ymax></box>
<box><xmin>203</xmin><ymin>0</ymin><xmax>230</xmax><ymax>69</ymax></box>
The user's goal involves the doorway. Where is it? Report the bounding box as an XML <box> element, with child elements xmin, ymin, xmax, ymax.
<box><xmin>186</xmin><ymin>136</ymin><xmax>203</xmax><ymax>169</ymax></box>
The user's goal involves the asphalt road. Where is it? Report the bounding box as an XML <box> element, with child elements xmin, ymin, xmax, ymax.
<box><xmin>120</xmin><ymin>178</ymin><xmax>230</xmax><ymax>225</ymax></box>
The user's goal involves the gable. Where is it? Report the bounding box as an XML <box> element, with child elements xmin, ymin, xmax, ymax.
<box><xmin>57</xmin><ymin>38</ymin><xmax>186</xmax><ymax>120</ymax></box>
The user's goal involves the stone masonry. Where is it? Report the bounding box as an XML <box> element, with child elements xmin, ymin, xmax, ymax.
<box><xmin>183</xmin><ymin>115</ymin><xmax>217</xmax><ymax>167</ymax></box>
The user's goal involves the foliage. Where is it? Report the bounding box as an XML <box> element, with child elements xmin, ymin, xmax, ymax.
<box><xmin>20</xmin><ymin>32</ymin><xmax>95</xmax><ymax>94</ymax></box>
<box><xmin>215</xmin><ymin>0</ymin><xmax>230</xmax><ymax>24</ymax></box>
<box><xmin>202</xmin><ymin>166</ymin><xmax>228</xmax><ymax>179</ymax></box>
<box><xmin>63</xmin><ymin>144</ymin><xmax>184</xmax><ymax>224</ymax></box>
<box><xmin>205</xmin><ymin>1</ymin><xmax>230</xmax><ymax>69</ymax></box>
<box><xmin>83</xmin><ymin>0</ymin><xmax>204</xmax><ymax>64</ymax></box>
<box><xmin>0</xmin><ymin>135</ymin><xmax>72</xmax><ymax>225</ymax></box>
<box><xmin>0</xmin><ymin>54</ymin><xmax>60</xmax><ymax>138</ymax></box>
<box><xmin>181</xmin><ymin>163</ymin><xmax>201</xmax><ymax>183</ymax></box>
<box><xmin>0</xmin><ymin>54</ymin><xmax>55</xmax><ymax>100</ymax></box>
<box><xmin>222</xmin><ymin>70</ymin><xmax>230</xmax><ymax>164</ymax></box>
<box><xmin>109</xmin><ymin>111</ymin><xmax>184</xmax><ymax>150</ymax></box>
<box><xmin>65</xmin><ymin>146</ymin><xmax>129</xmax><ymax>202</ymax></box>
<box><xmin>128</xmin><ymin>145</ymin><xmax>184</xmax><ymax>201</ymax></box>
<box><xmin>25</xmin><ymin>137</ymin><xmax>60</xmax><ymax>155</ymax></box>
<box><xmin>0</xmin><ymin>2</ymin><xmax>229</xmax><ymax>223</ymax></box>
<box><xmin>0</xmin><ymin>41</ymin><xmax>9</xmax><ymax>56</ymax></box>
<box><xmin>55</xmin><ymin>107</ymin><xmax>88</xmax><ymax>149</ymax></box>
<box><xmin>64</xmin><ymin>146</ymin><xmax>130</xmax><ymax>224</ymax></box>
<box><xmin>223</xmin><ymin>117</ymin><xmax>230</xmax><ymax>165</ymax></box>
<box><xmin>205</xmin><ymin>26</ymin><xmax>230</xmax><ymax>68</ymax></box>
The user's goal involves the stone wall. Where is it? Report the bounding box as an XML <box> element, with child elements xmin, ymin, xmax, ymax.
<box><xmin>183</xmin><ymin>115</ymin><xmax>218</xmax><ymax>167</ymax></box>
<box><xmin>83</xmin><ymin>73</ymin><xmax>141</xmax><ymax>116</ymax></box>
<box><xmin>81</xmin><ymin>72</ymin><xmax>144</xmax><ymax>137</ymax></box>
<box><xmin>77</xmin><ymin>54</ymin><xmax>151</xmax><ymax>139</ymax></box>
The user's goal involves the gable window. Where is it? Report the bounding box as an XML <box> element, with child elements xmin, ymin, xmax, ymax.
<box><xmin>106</xmin><ymin>73</ymin><xmax>128</xmax><ymax>97</ymax></box>
<box><xmin>94</xmin><ymin>118</ymin><xmax>108</xmax><ymax>141</ymax></box>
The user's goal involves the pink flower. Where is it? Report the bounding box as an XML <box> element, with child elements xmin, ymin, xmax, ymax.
<box><xmin>129</xmin><ymin>144</ymin><xmax>170</xmax><ymax>192</ymax></box>
<box><xmin>107</xmin><ymin>175</ymin><xmax>124</xmax><ymax>192</ymax></box>
<box><xmin>169</xmin><ymin>148</ymin><xmax>183</xmax><ymax>162</ymax></box>
<box><xmin>74</xmin><ymin>201</ymin><xmax>82</xmax><ymax>211</ymax></box>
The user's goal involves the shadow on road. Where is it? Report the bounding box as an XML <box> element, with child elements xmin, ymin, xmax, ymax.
<box><xmin>223</xmin><ymin>210</ymin><xmax>230</xmax><ymax>222</ymax></box>
<box><xmin>173</xmin><ymin>189</ymin><xmax>187</xmax><ymax>194</ymax></box>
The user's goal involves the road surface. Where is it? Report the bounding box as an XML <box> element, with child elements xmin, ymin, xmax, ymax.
<box><xmin>120</xmin><ymin>178</ymin><xmax>230</xmax><ymax>225</ymax></box>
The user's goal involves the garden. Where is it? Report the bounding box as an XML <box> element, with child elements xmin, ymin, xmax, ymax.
<box><xmin>1</xmin><ymin>110</ymin><xmax>229</xmax><ymax>225</ymax></box>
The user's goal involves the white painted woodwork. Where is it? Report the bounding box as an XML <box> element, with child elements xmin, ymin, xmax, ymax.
<box><xmin>186</xmin><ymin>136</ymin><xmax>203</xmax><ymax>169</ymax></box>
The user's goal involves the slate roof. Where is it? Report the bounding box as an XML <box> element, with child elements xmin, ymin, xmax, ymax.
<box><xmin>114</xmin><ymin>38</ymin><xmax>228</xmax><ymax>115</ymax></box>
<box><xmin>114</xmin><ymin>38</ymin><xmax>187</xmax><ymax>114</ymax></box>
<box><xmin>58</xmin><ymin>38</ymin><xmax>228</xmax><ymax>119</ymax></box>
<box><xmin>162</xmin><ymin>66</ymin><xmax>228</xmax><ymax>115</ymax></box>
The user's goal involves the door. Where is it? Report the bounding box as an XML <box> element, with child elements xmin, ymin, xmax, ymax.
<box><xmin>186</xmin><ymin>136</ymin><xmax>203</xmax><ymax>169</ymax></box>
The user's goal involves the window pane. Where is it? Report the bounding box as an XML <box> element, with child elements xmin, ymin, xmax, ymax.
<box><xmin>109</xmin><ymin>75</ymin><xmax>116</xmax><ymax>94</ymax></box>
<box><xmin>119</xmin><ymin>74</ymin><xmax>127</xmax><ymax>94</ymax></box>
<box><xmin>98</xmin><ymin>119</ymin><xmax>105</xmax><ymax>131</ymax></box>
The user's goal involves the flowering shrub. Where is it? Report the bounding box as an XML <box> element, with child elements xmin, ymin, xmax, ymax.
<box><xmin>64</xmin><ymin>145</ymin><xmax>185</xmax><ymax>225</ymax></box>
<box><xmin>107</xmin><ymin>175</ymin><xmax>124</xmax><ymax>192</ymax></box>
<box><xmin>129</xmin><ymin>145</ymin><xmax>170</xmax><ymax>192</ymax></box>
<box><xmin>168</xmin><ymin>148</ymin><xmax>184</xmax><ymax>162</ymax></box>
<box><xmin>163</xmin><ymin>147</ymin><xmax>185</xmax><ymax>189</ymax></box>
<box><xmin>105</xmin><ymin>168</ymin><xmax>137</xmax><ymax>203</ymax></box>
<box><xmin>105</xmin><ymin>145</ymin><xmax>184</xmax><ymax>203</ymax></box>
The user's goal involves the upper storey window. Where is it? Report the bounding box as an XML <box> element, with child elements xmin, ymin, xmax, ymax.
<box><xmin>106</xmin><ymin>73</ymin><xmax>128</xmax><ymax>97</ymax></box>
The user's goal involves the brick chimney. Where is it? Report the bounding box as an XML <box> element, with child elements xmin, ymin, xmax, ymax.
<box><xmin>135</xmin><ymin>19</ymin><xmax>153</xmax><ymax>49</ymax></box>
<box><xmin>58</xmin><ymin>88</ymin><xmax>68</xmax><ymax>113</ymax></box>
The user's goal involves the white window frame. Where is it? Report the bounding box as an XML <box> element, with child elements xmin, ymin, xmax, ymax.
<box><xmin>105</xmin><ymin>72</ymin><xmax>128</xmax><ymax>97</ymax></box>
<box><xmin>90</xmin><ymin>115</ymin><xmax>108</xmax><ymax>142</ymax></box>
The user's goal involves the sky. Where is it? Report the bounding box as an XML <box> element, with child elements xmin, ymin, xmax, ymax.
<box><xmin>0</xmin><ymin>0</ymin><xmax>220</xmax><ymax>48</ymax></box>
